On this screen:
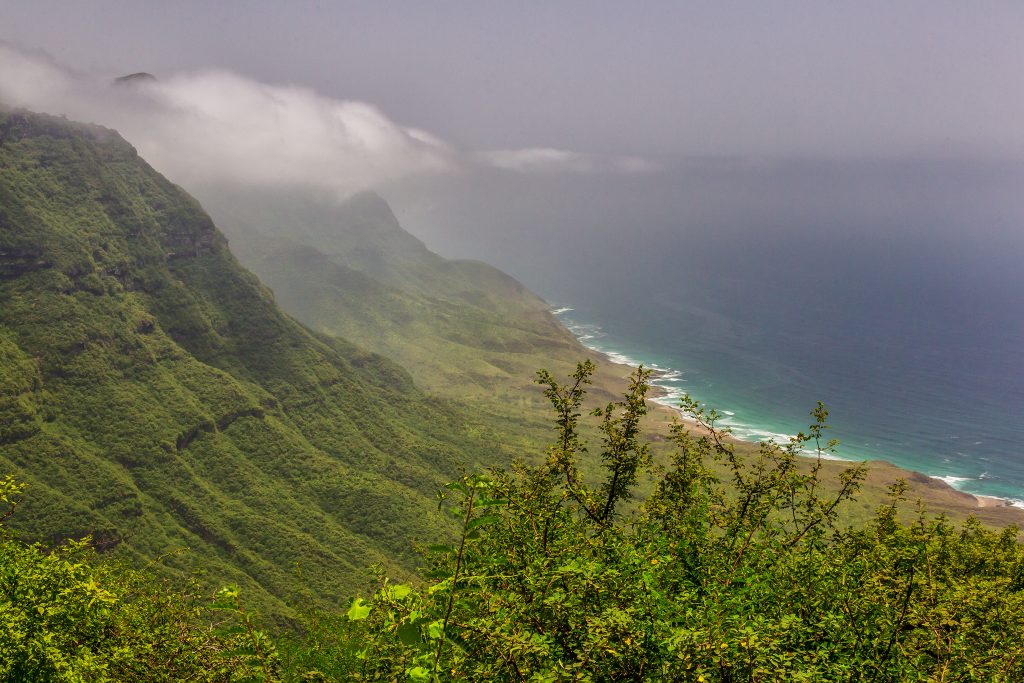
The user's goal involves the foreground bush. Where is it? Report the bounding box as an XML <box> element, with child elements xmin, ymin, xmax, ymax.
<box><xmin>286</xmin><ymin>363</ymin><xmax>1024</xmax><ymax>681</ymax></box>
<box><xmin>0</xmin><ymin>476</ymin><xmax>276</xmax><ymax>682</ymax></box>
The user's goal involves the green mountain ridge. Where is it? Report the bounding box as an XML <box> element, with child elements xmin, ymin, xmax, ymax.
<box><xmin>0</xmin><ymin>109</ymin><xmax>506</xmax><ymax>619</ymax></box>
<box><xmin>201</xmin><ymin>187</ymin><xmax>593</xmax><ymax>404</ymax></box>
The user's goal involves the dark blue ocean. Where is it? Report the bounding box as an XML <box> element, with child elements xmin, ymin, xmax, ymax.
<box><xmin>547</xmin><ymin>223</ymin><xmax>1024</xmax><ymax>503</ymax></box>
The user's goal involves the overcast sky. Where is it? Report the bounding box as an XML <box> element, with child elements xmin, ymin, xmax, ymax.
<box><xmin>4</xmin><ymin>0</ymin><xmax>1024</xmax><ymax>163</ymax></box>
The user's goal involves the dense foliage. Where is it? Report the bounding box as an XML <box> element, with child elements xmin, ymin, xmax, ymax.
<box><xmin>282</xmin><ymin>363</ymin><xmax>1024</xmax><ymax>681</ymax></box>
<box><xmin>0</xmin><ymin>474</ymin><xmax>279</xmax><ymax>681</ymax></box>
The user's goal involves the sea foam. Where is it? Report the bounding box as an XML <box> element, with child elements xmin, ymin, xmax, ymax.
<box><xmin>555</xmin><ymin>306</ymin><xmax>804</xmax><ymax>452</ymax></box>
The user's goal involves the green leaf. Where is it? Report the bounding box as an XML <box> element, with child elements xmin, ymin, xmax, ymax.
<box><xmin>398</xmin><ymin>621</ymin><xmax>421</xmax><ymax>646</ymax></box>
<box><xmin>407</xmin><ymin>666</ymin><xmax>431</xmax><ymax>682</ymax></box>
<box><xmin>444</xmin><ymin>481</ymin><xmax>469</xmax><ymax>494</ymax></box>
<box><xmin>446</xmin><ymin>627</ymin><xmax>470</xmax><ymax>652</ymax></box>
<box><xmin>346</xmin><ymin>597</ymin><xmax>371</xmax><ymax>621</ymax></box>
<box><xmin>390</xmin><ymin>583</ymin><xmax>413</xmax><ymax>600</ymax></box>
<box><xmin>427</xmin><ymin>620</ymin><xmax>444</xmax><ymax>640</ymax></box>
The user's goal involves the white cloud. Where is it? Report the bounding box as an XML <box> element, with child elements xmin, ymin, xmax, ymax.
<box><xmin>0</xmin><ymin>43</ymin><xmax>456</xmax><ymax>196</ymax></box>
<box><xmin>480</xmin><ymin>147</ymin><xmax>661</xmax><ymax>174</ymax></box>
<box><xmin>0</xmin><ymin>43</ymin><xmax>662</xmax><ymax>194</ymax></box>
<box><xmin>0</xmin><ymin>45</ymin><xmax>76</xmax><ymax>107</ymax></box>
<box><xmin>136</xmin><ymin>70</ymin><xmax>457</xmax><ymax>193</ymax></box>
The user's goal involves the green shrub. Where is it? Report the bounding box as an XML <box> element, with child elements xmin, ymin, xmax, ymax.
<box><xmin>0</xmin><ymin>475</ymin><xmax>276</xmax><ymax>682</ymax></box>
<box><xmin>284</xmin><ymin>363</ymin><xmax>1024</xmax><ymax>681</ymax></box>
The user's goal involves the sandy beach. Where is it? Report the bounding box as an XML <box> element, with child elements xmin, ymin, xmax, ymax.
<box><xmin>975</xmin><ymin>495</ymin><xmax>1013</xmax><ymax>508</ymax></box>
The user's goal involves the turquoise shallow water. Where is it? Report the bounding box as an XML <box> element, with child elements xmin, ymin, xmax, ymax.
<box><xmin>546</xmin><ymin>232</ymin><xmax>1024</xmax><ymax>505</ymax></box>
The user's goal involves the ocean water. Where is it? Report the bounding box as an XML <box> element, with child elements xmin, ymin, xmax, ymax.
<box><xmin>547</xmin><ymin>228</ymin><xmax>1024</xmax><ymax>505</ymax></box>
<box><xmin>407</xmin><ymin>160</ymin><xmax>1024</xmax><ymax>504</ymax></box>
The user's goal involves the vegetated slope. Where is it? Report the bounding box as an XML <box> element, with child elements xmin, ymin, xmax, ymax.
<box><xmin>202</xmin><ymin>189</ymin><xmax>596</xmax><ymax>404</ymax></box>
<box><xmin>0</xmin><ymin>108</ymin><xmax>500</xmax><ymax>618</ymax></box>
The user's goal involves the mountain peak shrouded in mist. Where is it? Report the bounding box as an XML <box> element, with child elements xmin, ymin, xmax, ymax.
<box><xmin>114</xmin><ymin>72</ymin><xmax>156</xmax><ymax>86</ymax></box>
<box><xmin>343</xmin><ymin>189</ymin><xmax>401</xmax><ymax>225</ymax></box>
<box><xmin>336</xmin><ymin>190</ymin><xmax>424</xmax><ymax>248</ymax></box>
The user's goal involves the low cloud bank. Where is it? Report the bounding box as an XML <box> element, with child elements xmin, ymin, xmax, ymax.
<box><xmin>0</xmin><ymin>43</ymin><xmax>455</xmax><ymax>195</ymax></box>
<box><xmin>480</xmin><ymin>148</ymin><xmax>661</xmax><ymax>175</ymax></box>
<box><xmin>0</xmin><ymin>43</ymin><xmax>659</xmax><ymax>196</ymax></box>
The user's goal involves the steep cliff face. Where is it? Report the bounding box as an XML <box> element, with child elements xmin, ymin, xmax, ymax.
<box><xmin>0</xmin><ymin>109</ymin><xmax>489</xmax><ymax>616</ymax></box>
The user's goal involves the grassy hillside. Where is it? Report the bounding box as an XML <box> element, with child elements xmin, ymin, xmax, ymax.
<box><xmin>0</xmin><ymin>109</ymin><xmax>514</xmax><ymax>619</ymax></box>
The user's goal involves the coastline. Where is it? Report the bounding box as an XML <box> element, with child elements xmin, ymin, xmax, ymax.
<box><xmin>556</xmin><ymin>307</ymin><xmax>1024</xmax><ymax>517</ymax></box>
<box><xmin>975</xmin><ymin>494</ymin><xmax>1014</xmax><ymax>508</ymax></box>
